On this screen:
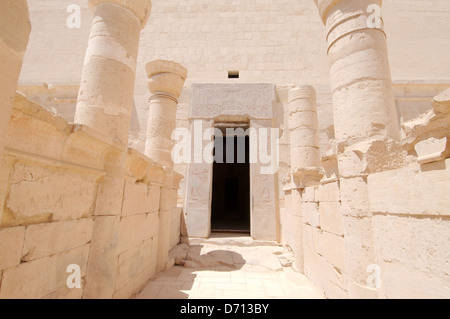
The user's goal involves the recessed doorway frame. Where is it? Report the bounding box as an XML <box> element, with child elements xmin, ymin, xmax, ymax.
<box><xmin>210</xmin><ymin>122</ymin><xmax>251</xmax><ymax>234</ymax></box>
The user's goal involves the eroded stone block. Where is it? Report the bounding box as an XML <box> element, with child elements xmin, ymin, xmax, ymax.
<box><xmin>22</xmin><ymin>219</ymin><xmax>94</xmax><ymax>262</ymax></box>
<box><xmin>415</xmin><ymin>137</ymin><xmax>449</xmax><ymax>164</ymax></box>
<box><xmin>0</xmin><ymin>244</ymin><xmax>89</xmax><ymax>299</ymax></box>
<box><xmin>122</xmin><ymin>181</ymin><xmax>148</xmax><ymax>216</ymax></box>
<box><xmin>6</xmin><ymin>162</ymin><xmax>97</xmax><ymax>223</ymax></box>
<box><xmin>0</xmin><ymin>227</ymin><xmax>25</xmax><ymax>270</ymax></box>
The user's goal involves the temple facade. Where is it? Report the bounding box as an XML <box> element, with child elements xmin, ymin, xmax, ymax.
<box><xmin>0</xmin><ymin>0</ymin><xmax>449</xmax><ymax>299</ymax></box>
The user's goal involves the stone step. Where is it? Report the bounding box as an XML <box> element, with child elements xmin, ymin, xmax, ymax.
<box><xmin>181</xmin><ymin>234</ymin><xmax>280</xmax><ymax>248</ymax></box>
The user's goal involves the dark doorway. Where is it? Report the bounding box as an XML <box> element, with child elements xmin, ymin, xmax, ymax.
<box><xmin>211</xmin><ymin>126</ymin><xmax>250</xmax><ymax>233</ymax></box>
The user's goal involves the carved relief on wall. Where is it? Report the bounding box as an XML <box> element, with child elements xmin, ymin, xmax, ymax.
<box><xmin>191</xmin><ymin>84</ymin><xmax>276</xmax><ymax>119</ymax></box>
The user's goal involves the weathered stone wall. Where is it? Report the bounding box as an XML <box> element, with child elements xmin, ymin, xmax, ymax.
<box><xmin>367</xmin><ymin>90</ymin><xmax>450</xmax><ymax>298</ymax></box>
<box><xmin>0</xmin><ymin>94</ymin><xmax>181</xmax><ymax>299</ymax></box>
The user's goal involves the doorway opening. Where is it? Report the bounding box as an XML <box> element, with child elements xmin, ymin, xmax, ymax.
<box><xmin>211</xmin><ymin>124</ymin><xmax>250</xmax><ymax>234</ymax></box>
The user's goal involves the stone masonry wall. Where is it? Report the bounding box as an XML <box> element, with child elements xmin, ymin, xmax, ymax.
<box><xmin>0</xmin><ymin>94</ymin><xmax>181</xmax><ymax>299</ymax></box>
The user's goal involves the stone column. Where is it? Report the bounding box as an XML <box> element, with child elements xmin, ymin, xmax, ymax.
<box><xmin>0</xmin><ymin>0</ymin><xmax>31</xmax><ymax>225</ymax></box>
<box><xmin>288</xmin><ymin>86</ymin><xmax>323</xmax><ymax>273</ymax></box>
<box><xmin>0</xmin><ymin>0</ymin><xmax>31</xmax><ymax>156</ymax></box>
<box><xmin>288</xmin><ymin>86</ymin><xmax>323</xmax><ymax>187</ymax></box>
<box><xmin>145</xmin><ymin>60</ymin><xmax>187</xmax><ymax>169</ymax></box>
<box><xmin>75</xmin><ymin>0</ymin><xmax>151</xmax><ymax>148</ymax></box>
<box><xmin>76</xmin><ymin>0</ymin><xmax>152</xmax><ymax>299</ymax></box>
<box><xmin>314</xmin><ymin>0</ymin><xmax>401</xmax><ymax>298</ymax></box>
<box><xmin>315</xmin><ymin>0</ymin><xmax>399</xmax><ymax>144</ymax></box>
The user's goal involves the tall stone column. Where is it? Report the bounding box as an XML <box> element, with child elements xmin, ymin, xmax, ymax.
<box><xmin>288</xmin><ymin>86</ymin><xmax>323</xmax><ymax>187</ymax></box>
<box><xmin>314</xmin><ymin>0</ymin><xmax>401</xmax><ymax>298</ymax></box>
<box><xmin>75</xmin><ymin>0</ymin><xmax>151</xmax><ymax>148</ymax></box>
<box><xmin>288</xmin><ymin>86</ymin><xmax>323</xmax><ymax>273</ymax></box>
<box><xmin>0</xmin><ymin>0</ymin><xmax>31</xmax><ymax>224</ymax></box>
<box><xmin>75</xmin><ymin>0</ymin><xmax>152</xmax><ymax>299</ymax></box>
<box><xmin>145</xmin><ymin>60</ymin><xmax>187</xmax><ymax>169</ymax></box>
<box><xmin>0</xmin><ymin>0</ymin><xmax>31</xmax><ymax>156</ymax></box>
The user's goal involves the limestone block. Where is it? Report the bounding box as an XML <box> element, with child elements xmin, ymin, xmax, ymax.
<box><xmin>22</xmin><ymin>219</ymin><xmax>94</xmax><ymax>262</ymax></box>
<box><xmin>432</xmin><ymin>88</ymin><xmax>450</xmax><ymax>115</ymax></box>
<box><xmin>414</xmin><ymin>137</ymin><xmax>449</xmax><ymax>164</ymax></box>
<box><xmin>190</xmin><ymin>84</ymin><xmax>276</xmax><ymax>119</ymax></box>
<box><xmin>160</xmin><ymin>187</ymin><xmax>177</xmax><ymax>211</ymax></box>
<box><xmin>6</xmin><ymin>95</ymin><xmax>68</xmax><ymax>161</ymax></box>
<box><xmin>337</xmin><ymin>140</ymin><xmax>405</xmax><ymax>178</ymax></box>
<box><xmin>342</xmin><ymin>216</ymin><xmax>376</xmax><ymax>285</ymax></box>
<box><xmin>113</xmin><ymin>280</ymin><xmax>134</xmax><ymax>299</ymax></box>
<box><xmin>6</xmin><ymin>162</ymin><xmax>97</xmax><ymax>224</ymax></box>
<box><xmin>303</xmin><ymin>245</ymin><xmax>348</xmax><ymax>299</ymax></box>
<box><xmin>317</xmin><ymin>181</ymin><xmax>340</xmax><ymax>202</ymax></box>
<box><xmin>133</xmin><ymin>265</ymin><xmax>155</xmax><ymax>295</ymax></box>
<box><xmin>317</xmin><ymin>231</ymin><xmax>346</xmax><ymax>271</ymax></box>
<box><xmin>125</xmin><ymin>148</ymin><xmax>152</xmax><ymax>181</ymax></box>
<box><xmin>170</xmin><ymin>208</ymin><xmax>182</xmax><ymax>250</ymax></box>
<box><xmin>0</xmin><ymin>244</ymin><xmax>89</xmax><ymax>299</ymax></box>
<box><xmin>144</xmin><ymin>212</ymin><xmax>159</xmax><ymax>240</ymax></box>
<box><xmin>319</xmin><ymin>202</ymin><xmax>343</xmax><ymax>236</ymax></box>
<box><xmin>340</xmin><ymin>177</ymin><xmax>370</xmax><ymax>218</ymax></box>
<box><xmin>0</xmin><ymin>158</ymin><xmax>12</xmax><ymax>223</ymax></box>
<box><xmin>157</xmin><ymin>210</ymin><xmax>171</xmax><ymax>272</ymax></box>
<box><xmin>115</xmin><ymin>239</ymin><xmax>152</xmax><ymax>290</ymax></box>
<box><xmin>302</xmin><ymin>203</ymin><xmax>320</xmax><ymax>228</ymax></box>
<box><xmin>302</xmin><ymin>186</ymin><xmax>316</xmax><ymax>202</ymax></box>
<box><xmin>379</xmin><ymin>262</ymin><xmax>450</xmax><ymax>299</ymax></box>
<box><xmin>122</xmin><ymin>181</ymin><xmax>147</xmax><ymax>216</ymax></box>
<box><xmin>347</xmin><ymin>281</ymin><xmax>379</xmax><ymax>300</ymax></box>
<box><xmin>83</xmin><ymin>216</ymin><xmax>120</xmax><ymax>299</ymax></box>
<box><xmin>44</xmin><ymin>285</ymin><xmax>83</xmax><ymax>300</ymax></box>
<box><xmin>303</xmin><ymin>224</ymin><xmax>320</xmax><ymax>252</ymax></box>
<box><xmin>0</xmin><ymin>227</ymin><xmax>25</xmax><ymax>270</ymax></box>
<box><xmin>95</xmin><ymin>176</ymin><xmax>125</xmax><ymax>216</ymax></box>
<box><xmin>117</xmin><ymin>214</ymin><xmax>147</xmax><ymax>254</ymax></box>
<box><xmin>372</xmin><ymin>214</ymin><xmax>450</xmax><ymax>281</ymax></box>
<box><xmin>368</xmin><ymin>159</ymin><xmax>450</xmax><ymax>216</ymax></box>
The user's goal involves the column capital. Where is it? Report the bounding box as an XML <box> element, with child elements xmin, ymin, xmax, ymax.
<box><xmin>88</xmin><ymin>0</ymin><xmax>152</xmax><ymax>28</ymax></box>
<box><xmin>314</xmin><ymin>0</ymin><xmax>382</xmax><ymax>25</ymax></box>
<box><xmin>288</xmin><ymin>86</ymin><xmax>317</xmax><ymax>105</ymax></box>
<box><xmin>146</xmin><ymin>60</ymin><xmax>187</xmax><ymax>99</ymax></box>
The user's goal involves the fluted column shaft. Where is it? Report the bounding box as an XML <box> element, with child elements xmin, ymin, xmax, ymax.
<box><xmin>145</xmin><ymin>60</ymin><xmax>187</xmax><ymax>169</ymax></box>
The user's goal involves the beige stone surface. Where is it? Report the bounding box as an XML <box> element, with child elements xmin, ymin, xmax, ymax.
<box><xmin>117</xmin><ymin>214</ymin><xmax>147</xmax><ymax>254</ymax></box>
<box><xmin>0</xmin><ymin>227</ymin><xmax>25</xmax><ymax>270</ymax></box>
<box><xmin>84</xmin><ymin>216</ymin><xmax>120</xmax><ymax>299</ymax></box>
<box><xmin>0</xmin><ymin>0</ymin><xmax>30</xmax><ymax>156</ymax></box>
<box><xmin>0</xmin><ymin>244</ymin><xmax>89</xmax><ymax>299</ymax></box>
<box><xmin>368</xmin><ymin>159</ymin><xmax>450</xmax><ymax>216</ymax></box>
<box><xmin>319</xmin><ymin>202</ymin><xmax>343</xmax><ymax>236</ymax></box>
<box><xmin>137</xmin><ymin>238</ymin><xmax>324</xmax><ymax>299</ymax></box>
<box><xmin>5</xmin><ymin>162</ymin><xmax>97</xmax><ymax>224</ymax></box>
<box><xmin>0</xmin><ymin>0</ymin><xmax>448</xmax><ymax>300</ymax></box>
<box><xmin>122</xmin><ymin>181</ymin><xmax>148</xmax><ymax>216</ymax></box>
<box><xmin>22</xmin><ymin>219</ymin><xmax>94</xmax><ymax>262</ymax></box>
<box><xmin>373</xmin><ymin>214</ymin><xmax>450</xmax><ymax>298</ymax></box>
